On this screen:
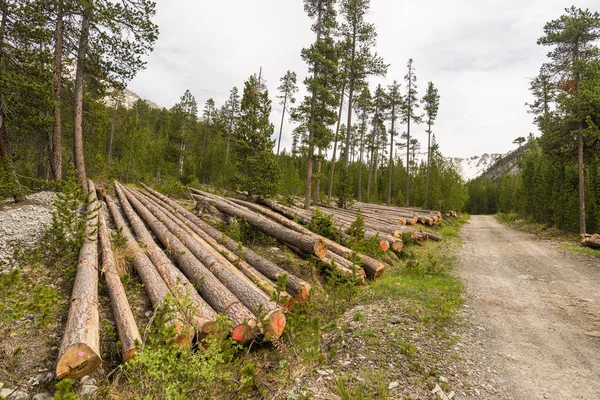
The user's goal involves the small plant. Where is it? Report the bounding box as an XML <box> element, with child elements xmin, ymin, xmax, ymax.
<box><xmin>346</xmin><ymin>208</ymin><xmax>365</xmax><ymax>241</ymax></box>
<box><xmin>54</xmin><ymin>379</ymin><xmax>77</xmax><ymax>400</ymax></box>
<box><xmin>353</xmin><ymin>312</ymin><xmax>365</xmax><ymax>322</ymax></box>
<box><xmin>308</xmin><ymin>208</ymin><xmax>339</xmax><ymax>241</ymax></box>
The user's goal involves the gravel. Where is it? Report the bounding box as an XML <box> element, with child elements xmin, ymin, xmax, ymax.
<box><xmin>0</xmin><ymin>191</ymin><xmax>57</xmax><ymax>271</ymax></box>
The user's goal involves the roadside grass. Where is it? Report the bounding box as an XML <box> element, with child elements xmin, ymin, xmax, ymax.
<box><xmin>495</xmin><ymin>212</ymin><xmax>600</xmax><ymax>258</ymax></box>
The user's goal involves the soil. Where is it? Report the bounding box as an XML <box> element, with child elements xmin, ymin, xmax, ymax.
<box><xmin>457</xmin><ymin>215</ymin><xmax>600</xmax><ymax>400</ymax></box>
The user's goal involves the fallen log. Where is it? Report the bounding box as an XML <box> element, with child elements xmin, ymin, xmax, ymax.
<box><xmin>56</xmin><ymin>180</ymin><xmax>101</xmax><ymax>380</ymax></box>
<box><xmin>582</xmin><ymin>234</ymin><xmax>600</xmax><ymax>249</ymax></box>
<box><xmin>105</xmin><ymin>192</ymin><xmax>217</xmax><ymax>336</ymax></box>
<box><xmin>125</xmin><ymin>187</ymin><xmax>286</xmax><ymax>340</ymax></box>
<box><xmin>115</xmin><ymin>182</ymin><xmax>259</xmax><ymax>343</ymax></box>
<box><xmin>104</xmin><ymin>193</ymin><xmax>195</xmax><ymax>344</ymax></box>
<box><xmin>224</xmin><ymin>198</ymin><xmax>384</xmax><ymax>279</ymax></box>
<box><xmin>141</xmin><ymin>184</ymin><xmax>311</xmax><ymax>303</ymax></box>
<box><xmin>191</xmin><ymin>191</ymin><xmax>327</xmax><ymax>260</ymax></box>
<box><xmin>135</xmin><ymin>189</ymin><xmax>293</xmax><ymax>309</ymax></box>
<box><xmin>98</xmin><ymin>208</ymin><xmax>141</xmax><ymax>363</ymax></box>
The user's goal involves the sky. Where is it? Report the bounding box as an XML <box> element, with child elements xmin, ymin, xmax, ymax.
<box><xmin>128</xmin><ymin>0</ymin><xmax>596</xmax><ymax>159</ymax></box>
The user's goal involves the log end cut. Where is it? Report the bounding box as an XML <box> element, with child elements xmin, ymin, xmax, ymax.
<box><xmin>379</xmin><ymin>239</ymin><xmax>390</xmax><ymax>252</ymax></box>
<box><xmin>232</xmin><ymin>320</ymin><xmax>259</xmax><ymax>344</ymax></box>
<box><xmin>123</xmin><ymin>347</ymin><xmax>139</xmax><ymax>364</ymax></box>
<box><xmin>391</xmin><ymin>240</ymin><xmax>404</xmax><ymax>253</ymax></box>
<box><xmin>263</xmin><ymin>310</ymin><xmax>287</xmax><ymax>340</ymax></box>
<box><xmin>313</xmin><ymin>239</ymin><xmax>327</xmax><ymax>260</ymax></box>
<box><xmin>293</xmin><ymin>284</ymin><xmax>311</xmax><ymax>304</ymax></box>
<box><xmin>56</xmin><ymin>343</ymin><xmax>101</xmax><ymax>380</ymax></box>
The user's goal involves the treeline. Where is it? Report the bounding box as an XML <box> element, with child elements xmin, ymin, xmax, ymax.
<box><xmin>0</xmin><ymin>0</ymin><xmax>468</xmax><ymax>212</ymax></box>
<box><xmin>466</xmin><ymin>6</ymin><xmax>600</xmax><ymax>234</ymax></box>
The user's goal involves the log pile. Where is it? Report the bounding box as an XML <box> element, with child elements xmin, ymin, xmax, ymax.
<box><xmin>582</xmin><ymin>234</ymin><xmax>600</xmax><ymax>249</ymax></box>
<box><xmin>56</xmin><ymin>182</ymin><xmax>312</xmax><ymax>379</ymax></box>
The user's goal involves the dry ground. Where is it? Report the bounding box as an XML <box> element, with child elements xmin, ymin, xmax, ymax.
<box><xmin>457</xmin><ymin>215</ymin><xmax>600</xmax><ymax>400</ymax></box>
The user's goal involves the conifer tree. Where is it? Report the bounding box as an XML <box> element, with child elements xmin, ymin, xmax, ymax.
<box><xmin>386</xmin><ymin>80</ymin><xmax>402</xmax><ymax>205</ymax></box>
<box><xmin>366</xmin><ymin>84</ymin><xmax>387</xmax><ymax>201</ymax></box>
<box><xmin>422</xmin><ymin>81</ymin><xmax>440</xmax><ymax>209</ymax></box>
<box><xmin>224</xmin><ymin>87</ymin><xmax>241</xmax><ymax>165</ymax></box>
<box><xmin>276</xmin><ymin>70</ymin><xmax>298</xmax><ymax>158</ymax></box>
<box><xmin>297</xmin><ymin>0</ymin><xmax>339</xmax><ymax>208</ymax></box>
<box><xmin>174</xmin><ymin>90</ymin><xmax>198</xmax><ymax>177</ymax></box>
<box><xmin>401</xmin><ymin>58</ymin><xmax>421</xmax><ymax>206</ymax></box>
<box><xmin>354</xmin><ymin>86</ymin><xmax>372</xmax><ymax>201</ymax></box>
<box><xmin>536</xmin><ymin>6</ymin><xmax>600</xmax><ymax>234</ymax></box>
<box><xmin>234</xmin><ymin>75</ymin><xmax>281</xmax><ymax>196</ymax></box>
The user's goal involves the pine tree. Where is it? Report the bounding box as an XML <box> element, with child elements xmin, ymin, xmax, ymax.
<box><xmin>386</xmin><ymin>80</ymin><xmax>402</xmax><ymax>205</ymax></box>
<box><xmin>276</xmin><ymin>70</ymin><xmax>298</xmax><ymax>158</ymax></box>
<box><xmin>234</xmin><ymin>75</ymin><xmax>281</xmax><ymax>196</ymax></box>
<box><xmin>422</xmin><ymin>81</ymin><xmax>440</xmax><ymax>209</ymax></box>
<box><xmin>354</xmin><ymin>86</ymin><xmax>372</xmax><ymax>202</ymax></box>
<box><xmin>401</xmin><ymin>58</ymin><xmax>421</xmax><ymax>206</ymax></box>
<box><xmin>174</xmin><ymin>90</ymin><xmax>198</xmax><ymax>177</ymax></box>
<box><xmin>224</xmin><ymin>87</ymin><xmax>241</xmax><ymax>165</ymax></box>
<box><xmin>297</xmin><ymin>0</ymin><xmax>339</xmax><ymax>208</ymax></box>
<box><xmin>536</xmin><ymin>6</ymin><xmax>600</xmax><ymax>234</ymax></box>
<box><xmin>366</xmin><ymin>85</ymin><xmax>387</xmax><ymax>201</ymax></box>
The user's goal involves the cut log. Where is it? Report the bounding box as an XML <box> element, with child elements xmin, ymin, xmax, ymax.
<box><xmin>191</xmin><ymin>191</ymin><xmax>327</xmax><ymax>260</ymax></box>
<box><xmin>103</xmin><ymin>193</ymin><xmax>194</xmax><ymax>345</ymax></box>
<box><xmin>125</xmin><ymin>186</ymin><xmax>285</xmax><ymax>340</ymax></box>
<box><xmin>105</xmin><ymin>192</ymin><xmax>217</xmax><ymax>336</ymax></box>
<box><xmin>582</xmin><ymin>234</ymin><xmax>600</xmax><ymax>249</ymax></box>
<box><xmin>141</xmin><ymin>184</ymin><xmax>311</xmax><ymax>303</ymax></box>
<box><xmin>134</xmin><ymin>188</ymin><xmax>293</xmax><ymax>310</ymax></box>
<box><xmin>56</xmin><ymin>180</ymin><xmax>101</xmax><ymax>380</ymax></box>
<box><xmin>98</xmin><ymin>208</ymin><xmax>141</xmax><ymax>363</ymax></box>
<box><xmin>115</xmin><ymin>182</ymin><xmax>260</xmax><ymax>342</ymax></box>
<box><xmin>226</xmin><ymin>198</ymin><xmax>384</xmax><ymax>279</ymax></box>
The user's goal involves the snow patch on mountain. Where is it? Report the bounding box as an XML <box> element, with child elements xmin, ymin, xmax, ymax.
<box><xmin>444</xmin><ymin>153</ymin><xmax>504</xmax><ymax>181</ymax></box>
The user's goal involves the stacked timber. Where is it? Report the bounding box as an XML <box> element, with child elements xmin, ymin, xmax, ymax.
<box><xmin>582</xmin><ymin>234</ymin><xmax>600</xmax><ymax>249</ymax></box>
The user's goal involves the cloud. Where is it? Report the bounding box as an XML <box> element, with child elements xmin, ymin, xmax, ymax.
<box><xmin>128</xmin><ymin>0</ymin><xmax>597</xmax><ymax>159</ymax></box>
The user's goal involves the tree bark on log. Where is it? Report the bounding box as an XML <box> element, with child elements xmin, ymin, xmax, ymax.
<box><xmin>135</xmin><ymin>188</ymin><xmax>293</xmax><ymax>310</ymax></box>
<box><xmin>141</xmin><ymin>184</ymin><xmax>311</xmax><ymax>303</ymax></box>
<box><xmin>56</xmin><ymin>180</ymin><xmax>101</xmax><ymax>380</ymax></box>
<box><xmin>191</xmin><ymin>191</ymin><xmax>327</xmax><ymax>260</ymax></box>
<box><xmin>103</xmin><ymin>193</ymin><xmax>194</xmax><ymax>344</ymax></box>
<box><xmin>115</xmin><ymin>183</ymin><xmax>260</xmax><ymax>342</ymax></box>
<box><xmin>124</xmin><ymin>186</ymin><xmax>285</xmax><ymax>340</ymax></box>
<box><xmin>98</xmin><ymin>208</ymin><xmax>141</xmax><ymax>362</ymax></box>
<box><xmin>106</xmin><ymin>190</ymin><xmax>217</xmax><ymax>336</ymax></box>
<box><xmin>582</xmin><ymin>234</ymin><xmax>600</xmax><ymax>249</ymax></box>
<box><xmin>225</xmin><ymin>198</ymin><xmax>384</xmax><ymax>279</ymax></box>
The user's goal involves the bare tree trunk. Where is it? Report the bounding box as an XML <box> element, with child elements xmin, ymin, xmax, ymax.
<box><xmin>327</xmin><ymin>76</ymin><xmax>347</xmax><ymax>202</ymax></box>
<box><xmin>314</xmin><ymin>148</ymin><xmax>322</xmax><ymax>203</ymax></box>
<box><xmin>73</xmin><ymin>10</ymin><xmax>90</xmax><ymax>192</ymax></box>
<box><xmin>366</xmin><ymin>126</ymin><xmax>377</xmax><ymax>201</ymax></box>
<box><xmin>178</xmin><ymin>122</ymin><xmax>185</xmax><ymax>177</ymax></box>
<box><xmin>387</xmin><ymin>104</ymin><xmax>396</xmax><ymax>205</ymax></box>
<box><xmin>107</xmin><ymin>99</ymin><xmax>119</xmax><ymax>165</ymax></box>
<box><xmin>357</xmin><ymin>118</ymin><xmax>366</xmax><ymax>201</ymax></box>
<box><xmin>51</xmin><ymin>0</ymin><xmax>64</xmax><ymax>180</ymax></box>
<box><xmin>343</xmin><ymin>25</ymin><xmax>357</xmax><ymax>169</ymax></box>
<box><xmin>276</xmin><ymin>91</ymin><xmax>287</xmax><ymax>158</ymax></box>
<box><xmin>424</xmin><ymin>121</ymin><xmax>432</xmax><ymax>209</ymax></box>
<box><xmin>578</xmin><ymin>132</ymin><xmax>586</xmax><ymax>235</ymax></box>
<box><xmin>56</xmin><ymin>180</ymin><xmax>100</xmax><ymax>379</ymax></box>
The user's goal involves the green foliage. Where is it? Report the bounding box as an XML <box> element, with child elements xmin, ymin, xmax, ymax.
<box><xmin>232</xmin><ymin>75</ymin><xmax>281</xmax><ymax>197</ymax></box>
<box><xmin>54</xmin><ymin>379</ymin><xmax>77</xmax><ymax>400</ymax></box>
<box><xmin>307</xmin><ymin>208</ymin><xmax>339</xmax><ymax>241</ymax></box>
<box><xmin>346</xmin><ymin>208</ymin><xmax>365</xmax><ymax>240</ymax></box>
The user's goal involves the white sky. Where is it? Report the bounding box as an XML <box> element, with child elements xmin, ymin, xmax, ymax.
<box><xmin>128</xmin><ymin>0</ymin><xmax>596</xmax><ymax>159</ymax></box>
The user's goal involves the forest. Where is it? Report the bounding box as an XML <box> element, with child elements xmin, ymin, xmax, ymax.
<box><xmin>0</xmin><ymin>0</ymin><xmax>467</xmax><ymax>213</ymax></box>
<box><xmin>465</xmin><ymin>7</ymin><xmax>600</xmax><ymax>235</ymax></box>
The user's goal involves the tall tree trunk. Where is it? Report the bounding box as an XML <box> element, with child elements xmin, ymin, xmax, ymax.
<box><xmin>73</xmin><ymin>10</ymin><xmax>90</xmax><ymax>192</ymax></box>
<box><xmin>200</xmin><ymin>113</ymin><xmax>210</xmax><ymax>182</ymax></box>
<box><xmin>357</xmin><ymin>118</ymin><xmax>366</xmax><ymax>201</ymax></box>
<box><xmin>578</xmin><ymin>132</ymin><xmax>586</xmax><ymax>234</ymax></box>
<box><xmin>343</xmin><ymin>25</ymin><xmax>357</xmax><ymax>169</ymax></box>
<box><xmin>314</xmin><ymin>148</ymin><xmax>322</xmax><ymax>203</ymax></box>
<box><xmin>178</xmin><ymin>121</ymin><xmax>185</xmax><ymax>177</ymax></box>
<box><xmin>387</xmin><ymin>104</ymin><xmax>396</xmax><ymax>205</ymax></box>
<box><xmin>327</xmin><ymin>76</ymin><xmax>347</xmax><ymax>202</ymax></box>
<box><xmin>107</xmin><ymin>99</ymin><xmax>118</xmax><ymax>165</ymax></box>
<box><xmin>366</xmin><ymin>126</ymin><xmax>377</xmax><ymax>201</ymax></box>
<box><xmin>276</xmin><ymin>91</ymin><xmax>287</xmax><ymax>158</ymax></box>
<box><xmin>51</xmin><ymin>0</ymin><xmax>64</xmax><ymax>180</ymax></box>
<box><xmin>305</xmin><ymin>8</ymin><xmax>322</xmax><ymax>209</ymax></box>
<box><xmin>424</xmin><ymin>121</ymin><xmax>432</xmax><ymax>209</ymax></box>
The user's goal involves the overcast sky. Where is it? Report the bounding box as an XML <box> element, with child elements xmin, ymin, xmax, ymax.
<box><xmin>128</xmin><ymin>0</ymin><xmax>595</xmax><ymax>159</ymax></box>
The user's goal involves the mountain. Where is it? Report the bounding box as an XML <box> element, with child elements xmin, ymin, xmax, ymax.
<box><xmin>105</xmin><ymin>88</ymin><xmax>161</xmax><ymax>109</ymax></box>
<box><xmin>444</xmin><ymin>153</ymin><xmax>504</xmax><ymax>181</ymax></box>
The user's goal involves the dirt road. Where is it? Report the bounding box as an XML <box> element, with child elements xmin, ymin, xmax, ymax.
<box><xmin>458</xmin><ymin>215</ymin><xmax>600</xmax><ymax>399</ymax></box>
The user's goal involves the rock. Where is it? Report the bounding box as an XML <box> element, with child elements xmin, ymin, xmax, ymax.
<box><xmin>1</xmin><ymin>389</ymin><xmax>29</xmax><ymax>400</ymax></box>
<box><xmin>80</xmin><ymin>375</ymin><xmax>96</xmax><ymax>386</ymax></box>
<box><xmin>79</xmin><ymin>384</ymin><xmax>98</xmax><ymax>397</ymax></box>
<box><xmin>0</xmin><ymin>389</ymin><xmax>13</xmax><ymax>398</ymax></box>
<box><xmin>32</xmin><ymin>393</ymin><xmax>53</xmax><ymax>400</ymax></box>
<box><xmin>388</xmin><ymin>381</ymin><xmax>399</xmax><ymax>390</ymax></box>
<box><xmin>439</xmin><ymin>376</ymin><xmax>448</xmax><ymax>383</ymax></box>
<box><xmin>145</xmin><ymin>311</ymin><xmax>153</xmax><ymax>317</ymax></box>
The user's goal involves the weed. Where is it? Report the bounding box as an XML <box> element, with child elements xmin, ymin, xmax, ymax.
<box><xmin>54</xmin><ymin>379</ymin><xmax>77</xmax><ymax>400</ymax></box>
